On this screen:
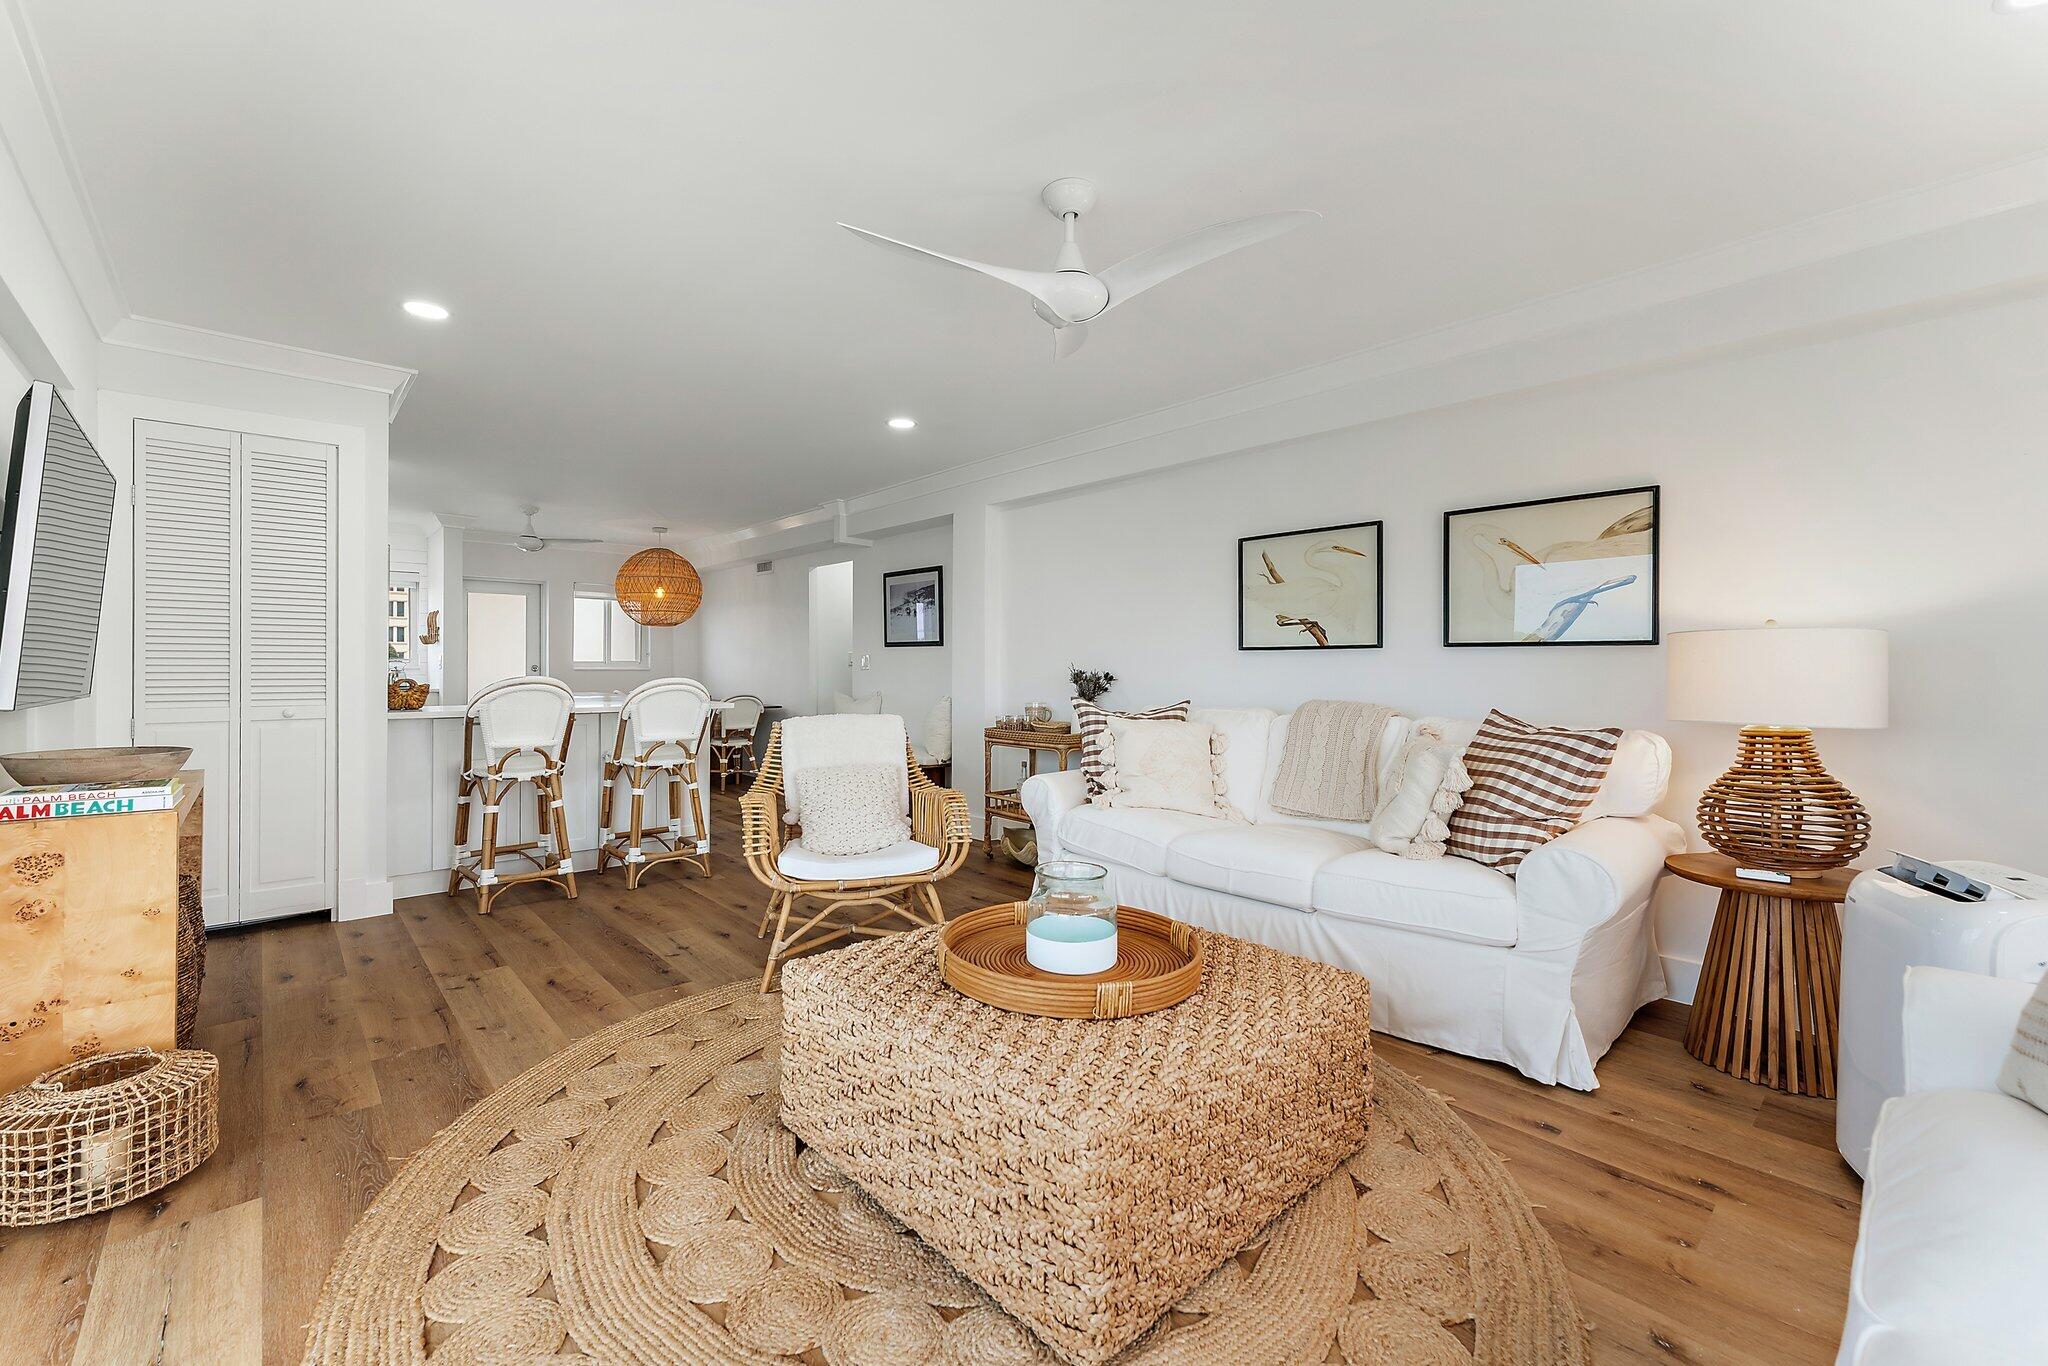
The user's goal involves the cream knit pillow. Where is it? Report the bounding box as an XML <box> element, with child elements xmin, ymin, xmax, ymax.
<box><xmin>1094</xmin><ymin>719</ymin><xmax>1244</xmax><ymax>822</ymax></box>
<box><xmin>1997</xmin><ymin>974</ymin><xmax>2048</xmax><ymax>1114</ymax></box>
<box><xmin>1372</xmin><ymin>725</ymin><xmax>1473</xmax><ymax>860</ymax></box>
<box><xmin>795</xmin><ymin>762</ymin><xmax>911</xmax><ymax>856</ymax></box>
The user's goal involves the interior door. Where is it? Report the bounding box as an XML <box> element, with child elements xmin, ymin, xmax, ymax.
<box><xmin>133</xmin><ymin>421</ymin><xmax>237</xmax><ymax>926</ymax></box>
<box><xmin>466</xmin><ymin>579</ymin><xmax>544</xmax><ymax>696</ymax></box>
<box><xmin>236</xmin><ymin>433</ymin><xmax>337</xmax><ymax>920</ymax></box>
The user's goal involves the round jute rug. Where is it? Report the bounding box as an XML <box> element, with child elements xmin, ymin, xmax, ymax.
<box><xmin>303</xmin><ymin>981</ymin><xmax>1589</xmax><ymax>1365</ymax></box>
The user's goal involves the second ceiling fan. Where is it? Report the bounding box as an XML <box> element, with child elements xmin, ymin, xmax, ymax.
<box><xmin>839</xmin><ymin>178</ymin><xmax>1320</xmax><ymax>358</ymax></box>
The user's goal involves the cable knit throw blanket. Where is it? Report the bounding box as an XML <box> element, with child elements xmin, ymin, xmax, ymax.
<box><xmin>1268</xmin><ymin>700</ymin><xmax>1397</xmax><ymax>821</ymax></box>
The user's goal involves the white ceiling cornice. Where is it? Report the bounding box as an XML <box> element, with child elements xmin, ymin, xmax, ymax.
<box><xmin>103</xmin><ymin>315</ymin><xmax>418</xmax><ymax>418</ymax></box>
<box><xmin>685</xmin><ymin>150</ymin><xmax>2048</xmax><ymax>569</ymax></box>
<box><xmin>3</xmin><ymin>0</ymin><xmax>417</xmax><ymax>415</ymax></box>
<box><xmin>0</xmin><ymin>0</ymin><xmax>125</xmax><ymax>333</ymax></box>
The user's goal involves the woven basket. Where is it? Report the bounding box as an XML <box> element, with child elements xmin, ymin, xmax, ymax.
<box><xmin>387</xmin><ymin>678</ymin><xmax>429</xmax><ymax>711</ymax></box>
<box><xmin>0</xmin><ymin>1048</ymin><xmax>219</xmax><ymax>1226</ymax></box>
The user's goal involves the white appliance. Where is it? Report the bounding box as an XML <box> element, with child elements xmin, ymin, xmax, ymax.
<box><xmin>1837</xmin><ymin>860</ymin><xmax>2048</xmax><ymax>1176</ymax></box>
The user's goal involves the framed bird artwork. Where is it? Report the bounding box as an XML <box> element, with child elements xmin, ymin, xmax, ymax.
<box><xmin>1443</xmin><ymin>486</ymin><xmax>1659</xmax><ymax>647</ymax></box>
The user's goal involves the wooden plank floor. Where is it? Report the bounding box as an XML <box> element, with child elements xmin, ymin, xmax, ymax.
<box><xmin>0</xmin><ymin>792</ymin><xmax>1860</xmax><ymax>1364</ymax></box>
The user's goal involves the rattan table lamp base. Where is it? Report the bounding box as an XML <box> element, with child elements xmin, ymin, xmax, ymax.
<box><xmin>1695</xmin><ymin>725</ymin><xmax>1870</xmax><ymax>877</ymax></box>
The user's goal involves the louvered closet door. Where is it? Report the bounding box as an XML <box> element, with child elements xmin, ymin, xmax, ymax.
<box><xmin>134</xmin><ymin>422</ymin><xmax>237</xmax><ymax>925</ymax></box>
<box><xmin>236</xmin><ymin>433</ymin><xmax>336</xmax><ymax>920</ymax></box>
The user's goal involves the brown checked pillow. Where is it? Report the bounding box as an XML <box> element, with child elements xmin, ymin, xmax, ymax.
<box><xmin>1445</xmin><ymin>709</ymin><xmax>1621</xmax><ymax>873</ymax></box>
<box><xmin>1073</xmin><ymin>698</ymin><xmax>1190</xmax><ymax>798</ymax></box>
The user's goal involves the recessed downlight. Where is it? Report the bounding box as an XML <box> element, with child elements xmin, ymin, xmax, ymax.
<box><xmin>403</xmin><ymin>300</ymin><xmax>450</xmax><ymax>320</ymax></box>
<box><xmin>887</xmin><ymin>416</ymin><xmax>917</xmax><ymax>430</ymax></box>
<box><xmin>1995</xmin><ymin>0</ymin><xmax>2048</xmax><ymax>11</ymax></box>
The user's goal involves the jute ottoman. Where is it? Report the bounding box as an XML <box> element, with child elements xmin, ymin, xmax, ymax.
<box><xmin>778</xmin><ymin>922</ymin><xmax>1372</xmax><ymax>1365</ymax></box>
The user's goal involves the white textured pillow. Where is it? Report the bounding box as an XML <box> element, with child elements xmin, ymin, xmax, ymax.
<box><xmin>923</xmin><ymin>695</ymin><xmax>953</xmax><ymax>761</ymax></box>
<box><xmin>795</xmin><ymin>762</ymin><xmax>911</xmax><ymax>856</ymax></box>
<box><xmin>833</xmin><ymin>690</ymin><xmax>883</xmax><ymax>715</ymax></box>
<box><xmin>1998</xmin><ymin>974</ymin><xmax>2048</xmax><ymax>1116</ymax></box>
<box><xmin>1095</xmin><ymin>719</ymin><xmax>1244</xmax><ymax>822</ymax></box>
<box><xmin>1373</xmin><ymin>725</ymin><xmax>1473</xmax><ymax>860</ymax></box>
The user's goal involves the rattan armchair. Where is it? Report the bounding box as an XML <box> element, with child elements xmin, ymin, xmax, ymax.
<box><xmin>742</xmin><ymin>720</ymin><xmax>972</xmax><ymax>991</ymax></box>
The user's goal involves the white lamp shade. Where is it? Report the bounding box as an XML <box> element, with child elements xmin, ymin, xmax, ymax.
<box><xmin>1666</xmin><ymin>627</ymin><xmax>1888</xmax><ymax>729</ymax></box>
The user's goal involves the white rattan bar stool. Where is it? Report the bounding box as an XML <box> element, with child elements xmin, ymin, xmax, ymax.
<box><xmin>710</xmin><ymin>694</ymin><xmax>764</xmax><ymax>790</ymax></box>
<box><xmin>448</xmin><ymin>676</ymin><xmax>578</xmax><ymax>914</ymax></box>
<box><xmin>597</xmin><ymin>677</ymin><xmax>716</xmax><ymax>888</ymax></box>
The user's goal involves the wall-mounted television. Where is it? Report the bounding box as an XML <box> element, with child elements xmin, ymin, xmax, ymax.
<box><xmin>0</xmin><ymin>382</ymin><xmax>115</xmax><ymax>710</ymax></box>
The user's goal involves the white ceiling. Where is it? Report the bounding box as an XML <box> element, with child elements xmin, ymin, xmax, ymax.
<box><xmin>21</xmin><ymin>0</ymin><xmax>2048</xmax><ymax>540</ymax></box>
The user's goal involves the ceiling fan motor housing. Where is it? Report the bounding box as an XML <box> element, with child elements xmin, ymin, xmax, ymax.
<box><xmin>1033</xmin><ymin>272</ymin><xmax>1110</xmax><ymax>325</ymax></box>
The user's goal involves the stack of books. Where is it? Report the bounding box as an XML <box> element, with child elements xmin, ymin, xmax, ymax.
<box><xmin>0</xmin><ymin>776</ymin><xmax>185</xmax><ymax>821</ymax></box>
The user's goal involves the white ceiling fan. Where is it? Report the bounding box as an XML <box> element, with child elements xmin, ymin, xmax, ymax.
<box><xmin>470</xmin><ymin>506</ymin><xmax>605</xmax><ymax>554</ymax></box>
<box><xmin>839</xmin><ymin>178</ymin><xmax>1320</xmax><ymax>358</ymax></box>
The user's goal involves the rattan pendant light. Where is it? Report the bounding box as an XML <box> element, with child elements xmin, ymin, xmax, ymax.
<box><xmin>614</xmin><ymin>526</ymin><xmax>702</xmax><ymax>627</ymax></box>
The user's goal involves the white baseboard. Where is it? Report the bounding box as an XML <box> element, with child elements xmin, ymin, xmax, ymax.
<box><xmin>1661</xmin><ymin>953</ymin><xmax>1703</xmax><ymax>1006</ymax></box>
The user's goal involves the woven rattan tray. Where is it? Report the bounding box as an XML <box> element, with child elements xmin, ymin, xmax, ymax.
<box><xmin>938</xmin><ymin>902</ymin><xmax>1203</xmax><ymax>1019</ymax></box>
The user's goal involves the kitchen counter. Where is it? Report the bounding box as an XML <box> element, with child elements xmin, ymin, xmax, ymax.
<box><xmin>387</xmin><ymin>689</ymin><xmax>642</xmax><ymax>720</ymax></box>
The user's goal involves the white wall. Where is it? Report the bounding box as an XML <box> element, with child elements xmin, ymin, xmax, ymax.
<box><xmin>697</xmin><ymin>523</ymin><xmax>953</xmax><ymax>737</ymax></box>
<box><xmin>698</xmin><ymin>549</ymin><xmax>849</xmax><ymax>713</ymax></box>
<box><xmin>851</xmin><ymin>523</ymin><xmax>952</xmax><ymax>750</ymax></box>
<box><xmin>997</xmin><ymin>293</ymin><xmax>2048</xmax><ymax>989</ymax></box>
<box><xmin>807</xmin><ymin>561</ymin><xmax>852</xmax><ymax>714</ymax></box>
<box><xmin>460</xmin><ymin>539</ymin><xmax>700</xmax><ymax>695</ymax></box>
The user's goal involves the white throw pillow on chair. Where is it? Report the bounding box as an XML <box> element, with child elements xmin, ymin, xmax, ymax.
<box><xmin>795</xmin><ymin>763</ymin><xmax>911</xmax><ymax>856</ymax></box>
<box><xmin>833</xmin><ymin>690</ymin><xmax>883</xmax><ymax>715</ymax></box>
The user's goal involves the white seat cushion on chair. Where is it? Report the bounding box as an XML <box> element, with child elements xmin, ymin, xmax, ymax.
<box><xmin>1846</xmin><ymin>1089</ymin><xmax>2048</xmax><ymax>1351</ymax></box>
<box><xmin>1166</xmin><ymin>824</ymin><xmax>1371</xmax><ymax>911</ymax></box>
<box><xmin>776</xmin><ymin>840</ymin><xmax>940</xmax><ymax>882</ymax></box>
<box><xmin>1059</xmin><ymin>806</ymin><xmax>1223</xmax><ymax>877</ymax></box>
<box><xmin>1311</xmin><ymin>849</ymin><xmax>1519</xmax><ymax>946</ymax></box>
<box><xmin>471</xmin><ymin>750</ymin><xmax>558</xmax><ymax>781</ymax></box>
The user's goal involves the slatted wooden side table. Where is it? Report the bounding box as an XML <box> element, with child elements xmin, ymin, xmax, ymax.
<box><xmin>982</xmin><ymin>727</ymin><xmax>1084</xmax><ymax>859</ymax></box>
<box><xmin>1670</xmin><ymin>851</ymin><xmax>1857</xmax><ymax>1097</ymax></box>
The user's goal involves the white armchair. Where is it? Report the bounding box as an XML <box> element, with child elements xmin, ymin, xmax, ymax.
<box><xmin>1838</xmin><ymin>967</ymin><xmax>2048</xmax><ymax>1365</ymax></box>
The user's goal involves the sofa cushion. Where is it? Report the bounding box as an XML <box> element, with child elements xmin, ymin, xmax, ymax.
<box><xmin>1849</xmin><ymin>1089</ymin><xmax>2048</xmax><ymax>1344</ymax></box>
<box><xmin>1581</xmin><ymin>729</ymin><xmax>1671</xmax><ymax>820</ymax></box>
<box><xmin>1310</xmin><ymin>849</ymin><xmax>1519</xmax><ymax>946</ymax></box>
<box><xmin>1166</xmin><ymin>824</ymin><xmax>1371</xmax><ymax>911</ymax></box>
<box><xmin>1059</xmin><ymin>805</ymin><xmax>1222</xmax><ymax>877</ymax></box>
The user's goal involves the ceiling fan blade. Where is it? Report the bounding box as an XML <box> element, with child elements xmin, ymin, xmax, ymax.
<box><xmin>1053</xmin><ymin>324</ymin><xmax>1090</xmax><ymax>360</ymax></box>
<box><xmin>838</xmin><ymin>222</ymin><xmax>1065</xmax><ymax>311</ymax></box>
<box><xmin>1098</xmin><ymin>210</ymin><xmax>1321</xmax><ymax>312</ymax></box>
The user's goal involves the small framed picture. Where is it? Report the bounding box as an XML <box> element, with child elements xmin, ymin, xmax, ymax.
<box><xmin>882</xmin><ymin>565</ymin><xmax>944</xmax><ymax>647</ymax></box>
<box><xmin>1239</xmin><ymin>521</ymin><xmax>1384</xmax><ymax>650</ymax></box>
<box><xmin>1443</xmin><ymin>486</ymin><xmax>1659</xmax><ymax>646</ymax></box>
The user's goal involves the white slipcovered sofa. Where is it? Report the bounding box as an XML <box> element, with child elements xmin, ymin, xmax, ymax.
<box><xmin>1836</xmin><ymin>967</ymin><xmax>2048</xmax><ymax>1364</ymax></box>
<box><xmin>1021</xmin><ymin>707</ymin><xmax>1682</xmax><ymax>1088</ymax></box>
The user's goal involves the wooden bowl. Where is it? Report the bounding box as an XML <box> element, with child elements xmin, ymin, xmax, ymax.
<box><xmin>0</xmin><ymin>746</ymin><xmax>192</xmax><ymax>787</ymax></box>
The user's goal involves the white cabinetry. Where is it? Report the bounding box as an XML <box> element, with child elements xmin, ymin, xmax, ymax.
<box><xmin>133</xmin><ymin>420</ymin><xmax>336</xmax><ymax>926</ymax></box>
